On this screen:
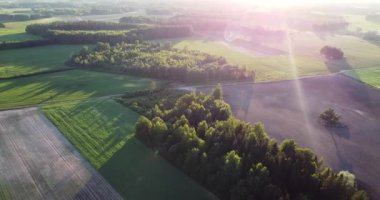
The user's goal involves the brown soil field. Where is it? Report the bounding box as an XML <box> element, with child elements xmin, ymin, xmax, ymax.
<box><xmin>0</xmin><ymin>108</ymin><xmax>122</xmax><ymax>200</ymax></box>
<box><xmin>197</xmin><ymin>74</ymin><xmax>380</xmax><ymax>199</ymax></box>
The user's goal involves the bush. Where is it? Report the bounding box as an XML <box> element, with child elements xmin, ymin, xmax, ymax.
<box><xmin>320</xmin><ymin>108</ymin><xmax>341</xmax><ymax>126</ymax></box>
<box><xmin>0</xmin><ymin>23</ymin><xmax>5</xmax><ymax>28</ymax></box>
<box><xmin>320</xmin><ymin>46</ymin><xmax>344</xmax><ymax>60</ymax></box>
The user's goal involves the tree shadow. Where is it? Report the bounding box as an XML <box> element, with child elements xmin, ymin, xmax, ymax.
<box><xmin>324</xmin><ymin>57</ymin><xmax>352</xmax><ymax>73</ymax></box>
<box><xmin>325</xmin><ymin>125</ymin><xmax>350</xmax><ymax>139</ymax></box>
<box><xmin>325</xmin><ymin>58</ymin><xmax>377</xmax><ymax>112</ymax></box>
<box><xmin>326</xmin><ymin>127</ymin><xmax>353</xmax><ymax>171</ymax></box>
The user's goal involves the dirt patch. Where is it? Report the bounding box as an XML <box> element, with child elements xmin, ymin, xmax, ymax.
<box><xmin>0</xmin><ymin>108</ymin><xmax>122</xmax><ymax>200</ymax></box>
<box><xmin>197</xmin><ymin>74</ymin><xmax>380</xmax><ymax>199</ymax></box>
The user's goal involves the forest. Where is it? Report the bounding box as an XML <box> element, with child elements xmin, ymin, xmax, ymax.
<box><xmin>67</xmin><ymin>42</ymin><xmax>255</xmax><ymax>82</ymax></box>
<box><xmin>131</xmin><ymin>87</ymin><xmax>367</xmax><ymax>200</ymax></box>
<box><xmin>26</xmin><ymin>21</ymin><xmax>193</xmax><ymax>44</ymax></box>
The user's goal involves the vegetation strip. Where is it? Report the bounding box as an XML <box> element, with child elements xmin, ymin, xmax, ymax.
<box><xmin>42</xmin><ymin>99</ymin><xmax>217</xmax><ymax>200</ymax></box>
<box><xmin>127</xmin><ymin>87</ymin><xmax>367</xmax><ymax>199</ymax></box>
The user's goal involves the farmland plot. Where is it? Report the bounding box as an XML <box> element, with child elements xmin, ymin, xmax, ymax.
<box><xmin>0</xmin><ymin>108</ymin><xmax>122</xmax><ymax>200</ymax></box>
<box><xmin>196</xmin><ymin>74</ymin><xmax>380</xmax><ymax>199</ymax></box>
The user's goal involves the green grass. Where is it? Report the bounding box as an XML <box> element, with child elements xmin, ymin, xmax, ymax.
<box><xmin>0</xmin><ymin>18</ymin><xmax>57</xmax><ymax>42</ymax></box>
<box><xmin>42</xmin><ymin>99</ymin><xmax>216</xmax><ymax>200</ymax></box>
<box><xmin>174</xmin><ymin>39</ymin><xmax>326</xmax><ymax>82</ymax></box>
<box><xmin>0</xmin><ymin>45</ymin><xmax>84</xmax><ymax>78</ymax></box>
<box><xmin>174</xmin><ymin>35</ymin><xmax>380</xmax><ymax>82</ymax></box>
<box><xmin>343</xmin><ymin>67</ymin><xmax>380</xmax><ymax>89</ymax></box>
<box><xmin>343</xmin><ymin>14</ymin><xmax>380</xmax><ymax>32</ymax></box>
<box><xmin>0</xmin><ymin>70</ymin><xmax>163</xmax><ymax>109</ymax></box>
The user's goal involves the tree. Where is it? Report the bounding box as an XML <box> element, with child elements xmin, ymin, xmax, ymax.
<box><xmin>135</xmin><ymin>116</ymin><xmax>152</xmax><ymax>144</ymax></box>
<box><xmin>320</xmin><ymin>108</ymin><xmax>342</xmax><ymax>126</ymax></box>
<box><xmin>212</xmin><ymin>84</ymin><xmax>223</xmax><ymax>100</ymax></box>
<box><xmin>320</xmin><ymin>46</ymin><xmax>344</xmax><ymax>60</ymax></box>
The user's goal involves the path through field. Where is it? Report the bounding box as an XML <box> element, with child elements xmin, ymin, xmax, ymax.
<box><xmin>0</xmin><ymin>108</ymin><xmax>122</xmax><ymax>200</ymax></box>
<box><xmin>197</xmin><ymin>74</ymin><xmax>380</xmax><ymax>199</ymax></box>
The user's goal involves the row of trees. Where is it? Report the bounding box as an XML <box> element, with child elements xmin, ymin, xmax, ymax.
<box><xmin>312</xmin><ymin>22</ymin><xmax>349</xmax><ymax>32</ymax></box>
<box><xmin>67</xmin><ymin>42</ymin><xmax>255</xmax><ymax>82</ymax></box>
<box><xmin>26</xmin><ymin>21</ymin><xmax>147</xmax><ymax>36</ymax></box>
<box><xmin>134</xmin><ymin>87</ymin><xmax>367</xmax><ymax>200</ymax></box>
<box><xmin>26</xmin><ymin>21</ymin><xmax>193</xmax><ymax>44</ymax></box>
<box><xmin>119</xmin><ymin>16</ymin><xmax>156</xmax><ymax>24</ymax></box>
<box><xmin>0</xmin><ymin>40</ymin><xmax>53</xmax><ymax>50</ymax></box>
<box><xmin>0</xmin><ymin>13</ymin><xmax>51</xmax><ymax>22</ymax></box>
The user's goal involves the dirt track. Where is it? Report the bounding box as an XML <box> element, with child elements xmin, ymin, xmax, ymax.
<box><xmin>198</xmin><ymin>74</ymin><xmax>380</xmax><ymax>199</ymax></box>
<box><xmin>0</xmin><ymin>108</ymin><xmax>122</xmax><ymax>200</ymax></box>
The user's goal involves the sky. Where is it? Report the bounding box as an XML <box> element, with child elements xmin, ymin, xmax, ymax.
<box><xmin>231</xmin><ymin>0</ymin><xmax>379</xmax><ymax>7</ymax></box>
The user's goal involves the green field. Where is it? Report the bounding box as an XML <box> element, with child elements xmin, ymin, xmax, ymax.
<box><xmin>174</xmin><ymin>39</ymin><xmax>326</xmax><ymax>81</ymax></box>
<box><xmin>43</xmin><ymin>99</ymin><xmax>216</xmax><ymax>200</ymax></box>
<box><xmin>0</xmin><ymin>45</ymin><xmax>84</xmax><ymax>78</ymax></box>
<box><xmin>343</xmin><ymin>67</ymin><xmax>380</xmax><ymax>89</ymax></box>
<box><xmin>344</xmin><ymin>14</ymin><xmax>380</xmax><ymax>32</ymax></box>
<box><xmin>0</xmin><ymin>18</ymin><xmax>57</xmax><ymax>42</ymax></box>
<box><xmin>0</xmin><ymin>70</ymin><xmax>162</xmax><ymax>109</ymax></box>
<box><xmin>174</xmin><ymin>35</ymin><xmax>380</xmax><ymax>82</ymax></box>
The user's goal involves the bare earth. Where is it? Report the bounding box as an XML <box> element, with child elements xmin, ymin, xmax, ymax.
<box><xmin>0</xmin><ymin>108</ymin><xmax>122</xmax><ymax>200</ymax></box>
<box><xmin>197</xmin><ymin>74</ymin><xmax>380</xmax><ymax>199</ymax></box>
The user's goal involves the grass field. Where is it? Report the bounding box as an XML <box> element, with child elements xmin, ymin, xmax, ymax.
<box><xmin>174</xmin><ymin>39</ymin><xmax>327</xmax><ymax>82</ymax></box>
<box><xmin>343</xmin><ymin>67</ymin><xmax>380</xmax><ymax>89</ymax></box>
<box><xmin>0</xmin><ymin>18</ymin><xmax>58</xmax><ymax>42</ymax></box>
<box><xmin>343</xmin><ymin>14</ymin><xmax>380</xmax><ymax>32</ymax></box>
<box><xmin>0</xmin><ymin>45</ymin><xmax>84</xmax><ymax>78</ymax></box>
<box><xmin>0</xmin><ymin>108</ymin><xmax>122</xmax><ymax>199</ymax></box>
<box><xmin>0</xmin><ymin>70</ymin><xmax>162</xmax><ymax>109</ymax></box>
<box><xmin>174</xmin><ymin>34</ymin><xmax>380</xmax><ymax>82</ymax></box>
<box><xmin>43</xmin><ymin>99</ymin><xmax>216</xmax><ymax>200</ymax></box>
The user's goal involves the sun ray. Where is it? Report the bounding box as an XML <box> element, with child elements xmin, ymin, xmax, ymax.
<box><xmin>284</xmin><ymin>18</ymin><xmax>315</xmax><ymax>146</ymax></box>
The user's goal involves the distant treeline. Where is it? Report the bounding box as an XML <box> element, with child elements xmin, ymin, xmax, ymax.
<box><xmin>0</xmin><ymin>13</ymin><xmax>51</xmax><ymax>22</ymax></box>
<box><xmin>26</xmin><ymin>21</ymin><xmax>147</xmax><ymax>35</ymax></box>
<box><xmin>129</xmin><ymin>87</ymin><xmax>368</xmax><ymax>200</ymax></box>
<box><xmin>146</xmin><ymin>9</ymin><xmax>173</xmax><ymax>15</ymax></box>
<box><xmin>312</xmin><ymin>21</ymin><xmax>349</xmax><ymax>32</ymax></box>
<box><xmin>26</xmin><ymin>21</ymin><xmax>192</xmax><ymax>44</ymax></box>
<box><xmin>67</xmin><ymin>42</ymin><xmax>254</xmax><ymax>82</ymax></box>
<box><xmin>167</xmin><ymin>15</ymin><xmax>228</xmax><ymax>31</ymax></box>
<box><xmin>0</xmin><ymin>40</ymin><xmax>53</xmax><ymax>50</ymax></box>
<box><xmin>119</xmin><ymin>16</ymin><xmax>156</xmax><ymax>24</ymax></box>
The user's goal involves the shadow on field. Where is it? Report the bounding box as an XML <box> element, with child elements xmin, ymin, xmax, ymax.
<box><xmin>327</xmin><ymin>129</ymin><xmax>353</xmax><ymax>171</ymax></box>
<box><xmin>324</xmin><ymin>58</ymin><xmax>352</xmax><ymax>73</ymax></box>
<box><xmin>325</xmin><ymin>58</ymin><xmax>377</xmax><ymax>112</ymax></box>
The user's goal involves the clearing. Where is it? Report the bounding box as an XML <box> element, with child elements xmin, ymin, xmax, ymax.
<box><xmin>0</xmin><ymin>70</ymin><xmax>163</xmax><ymax>109</ymax></box>
<box><xmin>0</xmin><ymin>108</ymin><xmax>122</xmax><ymax>199</ymax></box>
<box><xmin>43</xmin><ymin>99</ymin><xmax>217</xmax><ymax>200</ymax></box>
<box><xmin>197</xmin><ymin>74</ymin><xmax>380</xmax><ymax>199</ymax></box>
<box><xmin>0</xmin><ymin>18</ymin><xmax>58</xmax><ymax>42</ymax></box>
<box><xmin>0</xmin><ymin>45</ymin><xmax>83</xmax><ymax>78</ymax></box>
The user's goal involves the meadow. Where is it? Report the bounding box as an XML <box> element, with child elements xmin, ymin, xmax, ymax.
<box><xmin>344</xmin><ymin>14</ymin><xmax>380</xmax><ymax>32</ymax></box>
<box><xmin>0</xmin><ymin>18</ymin><xmax>57</xmax><ymax>42</ymax></box>
<box><xmin>173</xmin><ymin>33</ymin><xmax>380</xmax><ymax>82</ymax></box>
<box><xmin>43</xmin><ymin>99</ymin><xmax>217</xmax><ymax>200</ymax></box>
<box><xmin>343</xmin><ymin>66</ymin><xmax>380</xmax><ymax>88</ymax></box>
<box><xmin>0</xmin><ymin>45</ymin><xmax>83</xmax><ymax>78</ymax></box>
<box><xmin>0</xmin><ymin>70</ymin><xmax>163</xmax><ymax>109</ymax></box>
